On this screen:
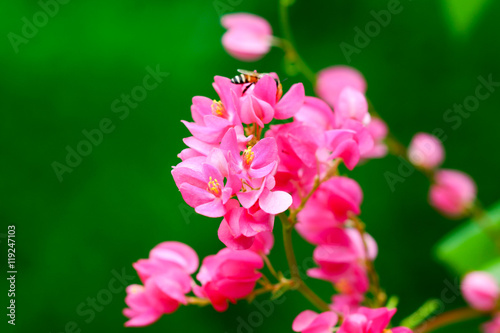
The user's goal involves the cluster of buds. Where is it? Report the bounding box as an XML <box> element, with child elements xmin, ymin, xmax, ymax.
<box><xmin>407</xmin><ymin>133</ymin><xmax>477</xmax><ymax>217</ymax></box>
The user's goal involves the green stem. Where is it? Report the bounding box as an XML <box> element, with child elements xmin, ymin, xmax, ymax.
<box><xmin>278</xmin><ymin>0</ymin><xmax>317</xmax><ymax>85</ymax></box>
<box><xmin>278</xmin><ymin>213</ymin><xmax>331</xmax><ymax>312</ymax></box>
<box><xmin>413</xmin><ymin>307</ymin><xmax>485</xmax><ymax>333</ymax></box>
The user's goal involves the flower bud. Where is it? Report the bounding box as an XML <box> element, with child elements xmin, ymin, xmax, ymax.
<box><xmin>429</xmin><ymin>169</ymin><xmax>476</xmax><ymax>217</ymax></box>
<box><xmin>408</xmin><ymin>133</ymin><xmax>444</xmax><ymax>169</ymax></box>
<box><xmin>221</xmin><ymin>13</ymin><xmax>272</xmax><ymax>61</ymax></box>
<box><xmin>461</xmin><ymin>271</ymin><xmax>499</xmax><ymax>311</ymax></box>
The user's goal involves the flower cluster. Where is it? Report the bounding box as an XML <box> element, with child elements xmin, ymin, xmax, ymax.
<box><xmin>124</xmin><ymin>235</ymin><xmax>273</xmax><ymax>326</ymax></box>
<box><xmin>293</xmin><ymin>307</ymin><xmax>411</xmax><ymax>333</ymax></box>
<box><xmin>121</xmin><ymin>9</ymin><xmax>493</xmax><ymax>333</ymax></box>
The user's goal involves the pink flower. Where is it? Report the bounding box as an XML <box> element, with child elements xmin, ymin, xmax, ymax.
<box><xmin>194</xmin><ymin>248</ymin><xmax>263</xmax><ymax>311</ymax></box>
<box><xmin>361</xmin><ymin>118</ymin><xmax>388</xmax><ymax>159</ymax></box>
<box><xmin>239</xmin><ymin>75</ymin><xmax>305</xmax><ymax>126</ymax></box>
<box><xmin>221</xmin><ymin>13</ymin><xmax>273</xmax><ymax>61</ymax></box>
<box><xmin>248</xmin><ymin>231</ymin><xmax>274</xmax><ymax>255</ymax></box>
<box><xmin>124</xmin><ymin>268</ymin><xmax>192</xmax><ymax>327</ymax></box>
<box><xmin>294</xmin><ymin>96</ymin><xmax>336</xmax><ymax>130</ymax></box>
<box><xmin>483</xmin><ymin>314</ymin><xmax>500</xmax><ymax>333</ymax></box>
<box><xmin>316</xmin><ymin>66</ymin><xmax>367</xmax><ymax>106</ymax></box>
<box><xmin>334</xmin><ymin>87</ymin><xmax>370</xmax><ymax>126</ymax></box>
<box><xmin>461</xmin><ymin>271</ymin><xmax>499</xmax><ymax>311</ymax></box>
<box><xmin>133</xmin><ymin>241</ymin><xmax>199</xmax><ymax>282</ymax></box>
<box><xmin>338</xmin><ymin>307</ymin><xmax>412</xmax><ymax>333</ymax></box>
<box><xmin>408</xmin><ymin>133</ymin><xmax>445</xmax><ymax>169</ymax></box>
<box><xmin>331</xmin><ymin>293</ymin><xmax>364</xmax><ymax>316</ymax></box>
<box><xmin>307</xmin><ymin>228</ymin><xmax>358</xmax><ymax>281</ymax></box>
<box><xmin>172</xmin><ymin>155</ymin><xmax>240</xmax><ymax>218</ymax></box>
<box><xmin>429</xmin><ymin>169</ymin><xmax>477</xmax><ymax>217</ymax></box>
<box><xmin>218</xmin><ymin>200</ymin><xmax>274</xmax><ymax>250</ymax></box>
<box><xmin>297</xmin><ymin>177</ymin><xmax>363</xmax><ymax>243</ymax></box>
<box><xmin>292</xmin><ymin>310</ymin><xmax>338</xmax><ymax>333</ymax></box>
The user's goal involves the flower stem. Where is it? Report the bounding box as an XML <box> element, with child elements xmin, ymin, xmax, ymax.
<box><xmin>262</xmin><ymin>254</ymin><xmax>280</xmax><ymax>280</ymax></box>
<box><xmin>289</xmin><ymin>159</ymin><xmax>341</xmax><ymax>222</ymax></box>
<box><xmin>278</xmin><ymin>0</ymin><xmax>317</xmax><ymax>86</ymax></box>
<box><xmin>412</xmin><ymin>307</ymin><xmax>485</xmax><ymax>333</ymax></box>
<box><xmin>351</xmin><ymin>215</ymin><xmax>386</xmax><ymax>307</ymax></box>
<box><xmin>278</xmin><ymin>212</ymin><xmax>331</xmax><ymax>312</ymax></box>
<box><xmin>369</xmin><ymin>99</ymin><xmax>500</xmax><ymax>251</ymax></box>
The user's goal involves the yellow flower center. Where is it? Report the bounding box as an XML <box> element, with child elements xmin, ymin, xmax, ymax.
<box><xmin>207</xmin><ymin>176</ymin><xmax>221</xmax><ymax>196</ymax></box>
<box><xmin>243</xmin><ymin>146</ymin><xmax>255</xmax><ymax>166</ymax></box>
<box><xmin>211</xmin><ymin>100</ymin><xmax>226</xmax><ymax>117</ymax></box>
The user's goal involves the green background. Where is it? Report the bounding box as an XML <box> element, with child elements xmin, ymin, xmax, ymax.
<box><xmin>1</xmin><ymin>0</ymin><xmax>499</xmax><ymax>332</ymax></box>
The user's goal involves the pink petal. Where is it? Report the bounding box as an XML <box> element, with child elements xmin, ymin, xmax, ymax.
<box><xmin>259</xmin><ymin>189</ymin><xmax>292</xmax><ymax>214</ymax></box>
<box><xmin>195</xmin><ymin>199</ymin><xmax>226</xmax><ymax>218</ymax></box>
<box><xmin>316</xmin><ymin>66</ymin><xmax>367</xmax><ymax>106</ymax></box>
<box><xmin>275</xmin><ymin>83</ymin><xmax>305</xmax><ymax>119</ymax></box>
<box><xmin>293</xmin><ymin>310</ymin><xmax>319</xmax><ymax>332</ymax></box>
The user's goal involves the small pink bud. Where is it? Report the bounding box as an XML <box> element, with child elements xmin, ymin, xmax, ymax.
<box><xmin>408</xmin><ymin>133</ymin><xmax>445</xmax><ymax>169</ymax></box>
<box><xmin>461</xmin><ymin>271</ymin><xmax>499</xmax><ymax>311</ymax></box>
<box><xmin>429</xmin><ymin>169</ymin><xmax>477</xmax><ymax>217</ymax></box>
<box><xmin>221</xmin><ymin>13</ymin><xmax>273</xmax><ymax>61</ymax></box>
<box><xmin>316</xmin><ymin>66</ymin><xmax>367</xmax><ymax>106</ymax></box>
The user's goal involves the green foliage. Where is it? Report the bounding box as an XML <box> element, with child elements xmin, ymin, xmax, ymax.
<box><xmin>442</xmin><ymin>0</ymin><xmax>492</xmax><ymax>36</ymax></box>
<box><xmin>435</xmin><ymin>201</ymin><xmax>500</xmax><ymax>278</ymax></box>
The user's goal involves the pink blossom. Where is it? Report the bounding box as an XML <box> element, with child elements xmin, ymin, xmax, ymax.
<box><xmin>292</xmin><ymin>310</ymin><xmax>338</xmax><ymax>333</ymax></box>
<box><xmin>461</xmin><ymin>271</ymin><xmax>499</xmax><ymax>311</ymax></box>
<box><xmin>483</xmin><ymin>314</ymin><xmax>500</xmax><ymax>333</ymax></box>
<box><xmin>294</xmin><ymin>96</ymin><xmax>336</xmax><ymax>130</ymax></box>
<box><xmin>334</xmin><ymin>87</ymin><xmax>370</xmax><ymax>126</ymax></box>
<box><xmin>338</xmin><ymin>307</ymin><xmax>412</xmax><ymax>333</ymax></box>
<box><xmin>124</xmin><ymin>268</ymin><xmax>192</xmax><ymax>327</ymax></box>
<box><xmin>239</xmin><ymin>75</ymin><xmax>305</xmax><ymax>126</ymax></box>
<box><xmin>297</xmin><ymin>177</ymin><xmax>363</xmax><ymax>243</ymax></box>
<box><xmin>172</xmin><ymin>155</ymin><xmax>240</xmax><ymax>218</ymax></box>
<box><xmin>307</xmin><ymin>228</ymin><xmax>358</xmax><ymax>281</ymax></box>
<box><xmin>331</xmin><ymin>293</ymin><xmax>364</xmax><ymax>316</ymax></box>
<box><xmin>182</xmin><ymin>76</ymin><xmax>247</xmax><ymax>147</ymax></box>
<box><xmin>133</xmin><ymin>241</ymin><xmax>199</xmax><ymax>282</ymax></box>
<box><xmin>361</xmin><ymin>118</ymin><xmax>388</xmax><ymax>159</ymax></box>
<box><xmin>218</xmin><ymin>200</ymin><xmax>274</xmax><ymax>250</ymax></box>
<box><xmin>221</xmin><ymin>13</ymin><xmax>273</xmax><ymax>61</ymax></box>
<box><xmin>316</xmin><ymin>66</ymin><xmax>367</xmax><ymax>106</ymax></box>
<box><xmin>194</xmin><ymin>248</ymin><xmax>263</xmax><ymax>311</ymax></box>
<box><xmin>248</xmin><ymin>231</ymin><xmax>274</xmax><ymax>255</ymax></box>
<box><xmin>408</xmin><ymin>133</ymin><xmax>445</xmax><ymax>169</ymax></box>
<box><xmin>429</xmin><ymin>169</ymin><xmax>477</xmax><ymax>217</ymax></box>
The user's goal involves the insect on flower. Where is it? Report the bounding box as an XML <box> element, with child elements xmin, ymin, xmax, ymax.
<box><xmin>231</xmin><ymin>69</ymin><xmax>283</xmax><ymax>99</ymax></box>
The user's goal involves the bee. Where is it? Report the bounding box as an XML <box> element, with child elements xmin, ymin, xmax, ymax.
<box><xmin>231</xmin><ymin>69</ymin><xmax>282</xmax><ymax>99</ymax></box>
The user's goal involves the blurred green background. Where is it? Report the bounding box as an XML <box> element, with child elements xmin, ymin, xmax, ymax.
<box><xmin>1</xmin><ymin>0</ymin><xmax>499</xmax><ymax>332</ymax></box>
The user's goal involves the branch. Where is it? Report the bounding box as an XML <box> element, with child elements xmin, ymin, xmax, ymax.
<box><xmin>413</xmin><ymin>307</ymin><xmax>485</xmax><ymax>333</ymax></box>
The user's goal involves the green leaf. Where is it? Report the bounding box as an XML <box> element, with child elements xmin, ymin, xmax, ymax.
<box><xmin>442</xmin><ymin>0</ymin><xmax>492</xmax><ymax>36</ymax></box>
<box><xmin>479</xmin><ymin>257</ymin><xmax>500</xmax><ymax>282</ymax></box>
<box><xmin>435</xmin><ymin>201</ymin><xmax>500</xmax><ymax>275</ymax></box>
